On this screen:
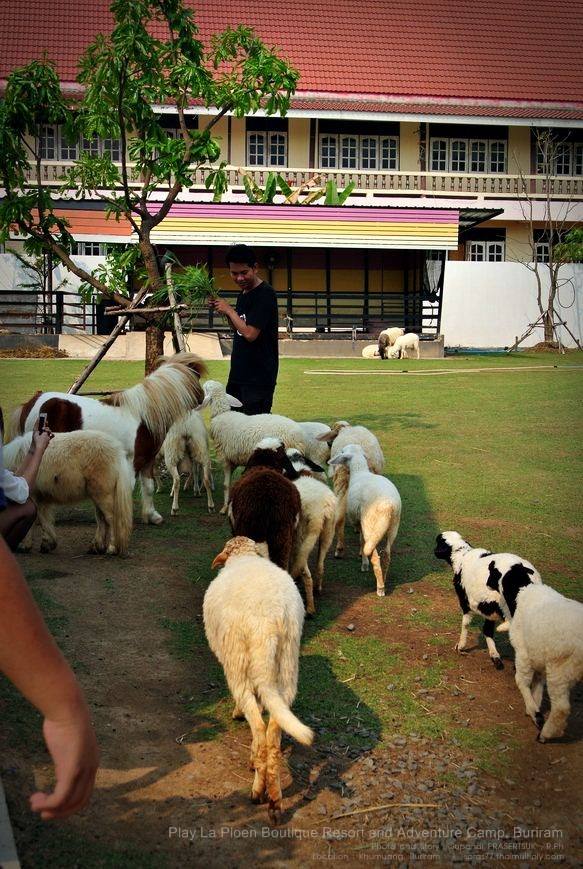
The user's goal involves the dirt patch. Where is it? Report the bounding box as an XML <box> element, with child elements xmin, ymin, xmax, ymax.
<box><xmin>0</xmin><ymin>345</ymin><xmax>68</xmax><ymax>358</ymax></box>
<box><xmin>1</xmin><ymin>507</ymin><xmax>582</xmax><ymax>867</ymax></box>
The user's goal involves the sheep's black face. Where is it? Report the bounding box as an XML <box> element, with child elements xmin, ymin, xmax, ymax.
<box><xmin>434</xmin><ymin>534</ymin><xmax>453</xmax><ymax>564</ymax></box>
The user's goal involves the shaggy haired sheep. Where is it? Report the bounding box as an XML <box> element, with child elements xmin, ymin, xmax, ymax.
<box><xmin>434</xmin><ymin>531</ymin><xmax>541</xmax><ymax>669</ymax></box>
<box><xmin>3</xmin><ymin>430</ymin><xmax>134</xmax><ymax>555</ymax></box>
<box><xmin>204</xmin><ymin>536</ymin><xmax>313</xmax><ymax>821</ymax></box>
<box><xmin>361</xmin><ymin>344</ymin><xmax>381</xmax><ymax>359</ymax></box>
<box><xmin>161</xmin><ymin>409</ymin><xmax>214</xmax><ymax>514</ymax></box>
<box><xmin>286</xmin><ymin>448</ymin><xmax>338</xmax><ymax>615</ymax></box>
<box><xmin>228</xmin><ymin>438</ymin><xmax>302</xmax><ymax>571</ymax></box>
<box><xmin>328</xmin><ymin>443</ymin><xmax>401</xmax><ymax>596</ymax></box>
<box><xmin>203</xmin><ymin>380</ymin><xmax>305</xmax><ymax>513</ymax></box>
<box><xmin>317</xmin><ymin>420</ymin><xmax>384</xmax><ymax>558</ymax></box>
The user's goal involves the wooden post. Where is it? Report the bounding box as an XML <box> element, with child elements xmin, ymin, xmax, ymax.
<box><xmin>67</xmin><ymin>314</ymin><xmax>130</xmax><ymax>394</ymax></box>
<box><xmin>165</xmin><ymin>262</ymin><xmax>186</xmax><ymax>353</ymax></box>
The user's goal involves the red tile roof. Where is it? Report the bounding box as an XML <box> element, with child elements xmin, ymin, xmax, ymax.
<box><xmin>1</xmin><ymin>0</ymin><xmax>582</xmax><ymax>111</ymax></box>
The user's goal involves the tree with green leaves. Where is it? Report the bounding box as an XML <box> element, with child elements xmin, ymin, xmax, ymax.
<box><xmin>0</xmin><ymin>0</ymin><xmax>298</xmax><ymax>380</ymax></box>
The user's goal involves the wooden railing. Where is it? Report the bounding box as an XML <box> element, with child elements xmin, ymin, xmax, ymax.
<box><xmin>22</xmin><ymin>161</ymin><xmax>583</xmax><ymax>200</ymax></box>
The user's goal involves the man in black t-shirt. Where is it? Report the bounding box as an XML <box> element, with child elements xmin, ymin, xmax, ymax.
<box><xmin>208</xmin><ymin>244</ymin><xmax>279</xmax><ymax>415</ymax></box>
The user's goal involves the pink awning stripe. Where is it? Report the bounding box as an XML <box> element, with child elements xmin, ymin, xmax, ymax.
<box><xmin>148</xmin><ymin>204</ymin><xmax>459</xmax><ymax>224</ymax></box>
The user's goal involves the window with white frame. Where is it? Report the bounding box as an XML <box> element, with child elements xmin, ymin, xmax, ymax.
<box><xmin>575</xmin><ymin>143</ymin><xmax>583</xmax><ymax>175</ymax></box>
<box><xmin>535</xmin><ymin>241</ymin><xmax>550</xmax><ymax>263</ymax></box>
<box><xmin>72</xmin><ymin>241</ymin><xmax>107</xmax><ymax>256</ymax></box>
<box><xmin>319</xmin><ymin>134</ymin><xmax>399</xmax><ymax>170</ymax></box>
<box><xmin>466</xmin><ymin>240</ymin><xmax>505</xmax><ymax>261</ymax></box>
<box><xmin>39</xmin><ymin>126</ymin><xmax>56</xmax><ymax>160</ymax></box>
<box><xmin>431</xmin><ymin>137</ymin><xmax>506</xmax><ymax>173</ymax></box>
<box><xmin>246</xmin><ymin>131</ymin><xmax>287</xmax><ymax>167</ymax></box>
<box><xmin>535</xmin><ymin>137</ymin><xmax>583</xmax><ymax>175</ymax></box>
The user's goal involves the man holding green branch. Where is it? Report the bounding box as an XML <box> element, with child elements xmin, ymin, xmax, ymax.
<box><xmin>209</xmin><ymin>244</ymin><xmax>279</xmax><ymax>415</ymax></box>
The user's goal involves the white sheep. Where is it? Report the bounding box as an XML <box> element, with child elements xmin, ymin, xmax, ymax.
<box><xmin>161</xmin><ymin>409</ymin><xmax>214</xmax><ymax>514</ymax></box>
<box><xmin>378</xmin><ymin>327</ymin><xmax>405</xmax><ymax>358</ymax></box>
<box><xmin>3</xmin><ymin>430</ymin><xmax>134</xmax><ymax>555</ymax></box>
<box><xmin>204</xmin><ymin>380</ymin><xmax>305</xmax><ymax>513</ymax></box>
<box><xmin>361</xmin><ymin>344</ymin><xmax>380</xmax><ymax>359</ymax></box>
<box><xmin>297</xmin><ymin>421</ymin><xmax>332</xmax><ymax>477</ymax></box>
<box><xmin>491</xmin><ymin>575</ymin><xmax>583</xmax><ymax>742</ymax></box>
<box><xmin>434</xmin><ymin>531</ymin><xmax>542</xmax><ymax>669</ymax></box>
<box><xmin>388</xmin><ymin>332</ymin><xmax>420</xmax><ymax>359</ymax></box>
<box><xmin>328</xmin><ymin>443</ymin><xmax>401</xmax><ymax>596</ymax></box>
<box><xmin>204</xmin><ymin>536</ymin><xmax>313</xmax><ymax>822</ymax></box>
<box><xmin>317</xmin><ymin>420</ymin><xmax>384</xmax><ymax>558</ymax></box>
<box><xmin>286</xmin><ymin>448</ymin><xmax>338</xmax><ymax>615</ymax></box>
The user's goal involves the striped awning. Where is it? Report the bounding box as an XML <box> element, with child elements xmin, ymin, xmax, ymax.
<box><xmin>148</xmin><ymin>203</ymin><xmax>461</xmax><ymax>250</ymax></box>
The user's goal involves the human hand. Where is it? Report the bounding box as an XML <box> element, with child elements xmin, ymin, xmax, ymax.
<box><xmin>208</xmin><ymin>297</ymin><xmax>232</xmax><ymax>317</ymax></box>
<box><xmin>31</xmin><ymin>428</ymin><xmax>53</xmax><ymax>454</ymax></box>
<box><xmin>30</xmin><ymin>706</ymin><xmax>99</xmax><ymax>820</ymax></box>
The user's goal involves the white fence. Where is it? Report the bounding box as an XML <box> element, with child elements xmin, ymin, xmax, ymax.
<box><xmin>441</xmin><ymin>262</ymin><xmax>583</xmax><ymax>348</ymax></box>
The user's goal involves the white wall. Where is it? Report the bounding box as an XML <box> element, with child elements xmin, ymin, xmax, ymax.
<box><xmin>441</xmin><ymin>262</ymin><xmax>583</xmax><ymax>348</ymax></box>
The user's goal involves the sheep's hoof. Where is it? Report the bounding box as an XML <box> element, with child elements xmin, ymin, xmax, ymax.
<box><xmin>376</xmin><ymin>588</ymin><xmax>385</xmax><ymax>597</ymax></box>
<box><xmin>536</xmin><ymin>732</ymin><xmax>547</xmax><ymax>743</ymax></box>
<box><xmin>492</xmin><ymin>657</ymin><xmax>504</xmax><ymax>670</ymax></box>
<box><xmin>454</xmin><ymin>643</ymin><xmax>465</xmax><ymax>653</ymax></box>
<box><xmin>268</xmin><ymin>801</ymin><xmax>281</xmax><ymax>825</ymax></box>
<box><xmin>305</xmin><ymin>609</ymin><xmax>315</xmax><ymax>619</ymax></box>
<box><xmin>232</xmin><ymin>707</ymin><xmax>245</xmax><ymax>721</ymax></box>
<box><xmin>219</xmin><ymin>505</ymin><xmax>228</xmax><ymax>515</ymax></box>
<box><xmin>148</xmin><ymin>512</ymin><xmax>164</xmax><ymax>525</ymax></box>
<box><xmin>171</xmin><ymin>508</ymin><xmax>179</xmax><ymax>516</ymax></box>
<box><xmin>535</xmin><ymin>711</ymin><xmax>545</xmax><ymax>730</ymax></box>
<box><xmin>207</xmin><ymin>506</ymin><xmax>215</xmax><ymax>514</ymax></box>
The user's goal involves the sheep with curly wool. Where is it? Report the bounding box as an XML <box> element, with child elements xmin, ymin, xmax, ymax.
<box><xmin>203</xmin><ymin>380</ymin><xmax>305</xmax><ymax>513</ymax></box>
<box><xmin>161</xmin><ymin>408</ymin><xmax>214</xmax><ymax>514</ymax></box>
<box><xmin>3</xmin><ymin>430</ymin><xmax>134</xmax><ymax>555</ymax></box>
<box><xmin>228</xmin><ymin>438</ymin><xmax>302</xmax><ymax>571</ymax></box>
<box><xmin>388</xmin><ymin>332</ymin><xmax>420</xmax><ymax>359</ymax></box>
<box><xmin>317</xmin><ymin>420</ymin><xmax>384</xmax><ymax>558</ymax></box>
<box><xmin>328</xmin><ymin>443</ymin><xmax>401</xmax><ymax>596</ymax></box>
<box><xmin>486</xmin><ymin>571</ymin><xmax>583</xmax><ymax>742</ymax></box>
<box><xmin>434</xmin><ymin>531</ymin><xmax>542</xmax><ymax>669</ymax></box>
<box><xmin>286</xmin><ymin>448</ymin><xmax>338</xmax><ymax>615</ymax></box>
<box><xmin>361</xmin><ymin>344</ymin><xmax>381</xmax><ymax>359</ymax></box>
<box><xmin>378</xmin><ymin>327</ymin><xmax>405</xmax><ymax>359</ymax></box>
<box><xmin>204</xmin><ymin>536</ymin><xmax>313</xmax><ymax>822</ymax></box>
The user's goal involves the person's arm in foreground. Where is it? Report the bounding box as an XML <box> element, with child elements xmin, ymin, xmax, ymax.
<box><xmin>208</xmin><ymin>297</ymin><xmax>261</xmax><ymax>342</ymax></box>
<box><xmin>0</xmin><ymin>539</ymin><xmax>99</xmax><ymax>819</ymax></box>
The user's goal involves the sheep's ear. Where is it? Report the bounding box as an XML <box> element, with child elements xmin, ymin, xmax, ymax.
<box><xmin>211</xmin><ymin>549</ymin><xmax>228</xmax><ymax>568</ymax></box>
<box><xmin>282</xmin><ymin>452</ymin><xmax>300</xmax><ymax>479</ymax></box>
<box><xmin>305</xmin><ymin>456</ymin><xmax>325</xmax><ymax>473</ymax></box>
<box><xmin>328</xmin><ymin>454</ymin><xmax>344</xmax><ymax>467</ymax></box>
<box><xmin>199</xmin><ymin>393</ymin><xmax>211</xmax><ymax>409</ymax></box>
<box><xmin>255</xmin><ymin>541</ymin><xmax>270</xmax><ymax>559</ymax></box>
<box><xmin>316</xmin><ymin>430</ymin><xmax>335</xmax><ymax>443</ymax></box>
<box><xmin>226</xmin><ymin>393</ymin><xmax>243</xmax><ymax>408</ymax></box>
<box><xmin>486</xmin><ymin>561</ymin><xmax>502</xmax><ymax>591</ymax></box>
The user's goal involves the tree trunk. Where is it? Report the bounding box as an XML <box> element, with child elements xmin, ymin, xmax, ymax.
<box><xmin>543</xmin><ymin>310</ymin><xmax>554</xmax><ymax>343</ymax></box>
<box><xmin>145</xmin><ymin>324</ymin><xmax>165</xmax><ymax>374</ymax></box>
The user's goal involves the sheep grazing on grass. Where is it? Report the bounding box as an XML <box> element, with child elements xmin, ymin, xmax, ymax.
<box><xmin>434</xmin><ymin>531</ymin><xmax>542</xmax><ymax>670</ymax></box>
<box><xmin>328</xmin><ymin>444</ymin><xmax>401</xmax><ymax>597</ymax></box>
<box><xmin>286</xmin><ymin>448</ymin><xmax>338</xmax><ymax>615</ymax></box>
<box><xmin>203</xmin><ymin>380</ymin><xmax>305</xmax><ymax>513</ymax></box>
<box><xmin>161</xmin><ymin>409</ymin><xmax>214</xmax><ymax>515</ymax></box>
<box><xmin>487</xmin><ymin>573</ymin><xmax>583</xmax><ymax>742</ymax></box>
<box><xmin>378</xmin><ymin>327</ymin><xmax>405</xmax><ymax>359</ymax></box>
<box><xmin>3</xmin><ymin>431</ymin><xmax>134</xmax><ymax>555</ymax></box>
<box><xmin>361</xmin><ymin>344</ymin><xmax>380</xmax><ymax>359</ymax></box>
<box><xmin>388</xmin><ymin>332</ymin><xmax>420</xmax><ymax>359</ymax></box>
<box><xmin>317</xmin><ymin>420</ymin><xmax>384</xmax><ymax>558</ymax></box>
<box><xmin>204</xmin><ymin>536</ymin><xmax>314</xmax><ymax>822</ymax></box>
<box><xmin>228</xmin><ymin>438</ymin><xmax>302</xmax><ymax>571</ymax></box>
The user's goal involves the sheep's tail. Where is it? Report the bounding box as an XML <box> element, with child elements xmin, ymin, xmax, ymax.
<box><xmin>252</xmin><ymin>640</ymin><xmax>314</xmax><ymax>746</ymax></box>
<box><xmin>112</xmin><ymin>456</ymin><xmax>134</xmax><ymax>556</ymax></box>
<box><xmin>103</xmin><ymin>356</ymin><xmax>206</xmax><ymax>442</ymax></box>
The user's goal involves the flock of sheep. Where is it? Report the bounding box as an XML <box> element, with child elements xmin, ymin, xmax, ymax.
<box><xmin>3</xmin><ymin>350</ymin><xmax>582</xmax><ymax>822</ymax></box>
<box><xmin>361</xmin><ymin>326</ymin><xmax>420</xmax><ymax>359</ymax></box>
